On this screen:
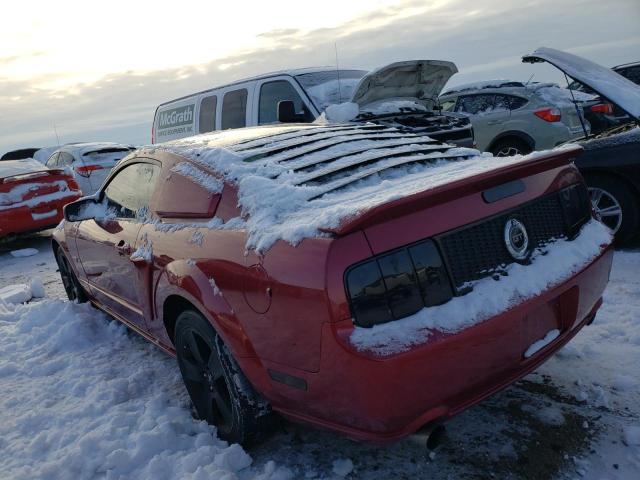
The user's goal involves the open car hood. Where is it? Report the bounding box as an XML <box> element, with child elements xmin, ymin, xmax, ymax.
<box><xmin>523</xmin><ymin>47</ymin><xmax>640</xmax><ymax>120</ymax></box>
<box><xmin>350</xmin><ymin>60</ymin><xmax>457</xmax><ymax>109</ymax></box>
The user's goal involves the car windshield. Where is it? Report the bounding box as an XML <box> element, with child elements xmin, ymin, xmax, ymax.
<box><xmin>295</xmin><ymin>70</ymin><xmax>367</xmax><ymax>112</ymax></box>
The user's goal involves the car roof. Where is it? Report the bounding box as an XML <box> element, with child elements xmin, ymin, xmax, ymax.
<box><xmin>441</xmin><ymin>80</ymin><xmax>528</xmax><ymax>96</ymax></box>
<box><xmin>58</xmin><ymin>142</ymin><xmax>135</xmax><ymax>157</ymax></box>
<box><xmin>156</xmin><ymin>67</ymin><xmax>365</xmax><ymax>108</ymax></box>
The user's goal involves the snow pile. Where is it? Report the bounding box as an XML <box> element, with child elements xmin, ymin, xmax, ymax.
<box><xmin>0</xmin><ymin>278</ymin><xmax>45</xmax><ymax>305</ymax></box>
<box><xmin>0</xmin><ymin>158</ymin><xmax>48</xmax><ymax>178</ymax></box>
<box><xmin>130</xmin><ymin>234</ymin><xmax>153</xmax><ymax>262</ymax></box>
<box><xmin>0</xmin><ymin>300</ymin><xmax>292</xmax><ymax>480</ymax></box>
<box><xmin>524</xmin><ymin>329</ymin><xmax>560</xmax><ymax>358</ymax></box>
<box><xmin>158</xmin><ymin>129</ymin><xmax>575</xmax><ymax>252</ymax></box>
<box><xmin>323</xmin><ymin>102</ymin><xmax>359</xmax><ymax>123</ymax></box>
<box><xmin>10</xmin><ymin>248</ymin><xmax>39</xmax><ymax>258</ymax></box>
<box><xmin>351</xmin><ymin>220</ymin><xmax>612</xmax><ymax>355</ymax></box>
<box><xmin>331</xmin><ymin>458</ymin><xmax>354</xmax><ymax>477</ymax></box>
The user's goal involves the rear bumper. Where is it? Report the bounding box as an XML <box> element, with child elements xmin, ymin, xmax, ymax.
<box><xmin>0</xmin><ymin>195</ymin><xmax>80</xmax><ymax>237</ymax></box>
<box><xmin>269</xmin><ymin>245</ymin><xmax>613</xmax><ymax>443</ymax></box>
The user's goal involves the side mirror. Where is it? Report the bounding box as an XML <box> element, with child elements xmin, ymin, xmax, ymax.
<box><xmin>64</xmin><ymin>197</ymin><xmax>99</xmax><ymax>222</ymax></box>
<box><xmin>277</xmin><ymin>100</ymin><xmax>297</xmax><ymax>123</ymax></box>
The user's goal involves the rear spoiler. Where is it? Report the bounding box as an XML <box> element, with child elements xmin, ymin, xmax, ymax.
<box><xmin>324</xmin><ymin>145</ymin><xmax>584</xmax><ymax>235</ymax></box>
<box><xmin>0</xmin><ymin>168</ymin><xmax>67</xmax><ymax>184</ymax></box>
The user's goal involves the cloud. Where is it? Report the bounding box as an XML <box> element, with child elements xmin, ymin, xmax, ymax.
<box><xmin>1</xmin><ymin>0</ymin><xmax>638</xmax><ymax>153</ymax></box>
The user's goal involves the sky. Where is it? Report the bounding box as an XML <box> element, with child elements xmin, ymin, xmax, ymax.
<box><xmin>1</xmin><ymin>0</ymin><xmax>639</xmax><ymax>153</ymax></box>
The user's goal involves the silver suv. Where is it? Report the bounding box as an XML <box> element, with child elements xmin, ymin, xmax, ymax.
<box><xmin>439</xmin><ymin>80</ymin><xmax>591</xmax><ymax>156</ymax></box>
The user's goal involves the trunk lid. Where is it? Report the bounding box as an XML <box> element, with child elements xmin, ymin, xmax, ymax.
<box><xmin>350</xmin><ymin>60</ymin><xmax>458</xmax><ymax>110</ymax></box>
<box><xmin>522</xmin><ymin>47</ymin><xmax>640</xmax><ymax>121</ymax></box>
<box><xmin>0</xmin><ymin>166</ymin><xmax>80</xmax><ymax>209</ymax></box>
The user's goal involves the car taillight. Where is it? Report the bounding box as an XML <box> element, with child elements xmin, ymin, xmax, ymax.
<box><xmin>74</xmin><ymin>165</ymin><xmax>104</xmax><ymax>177</ymax></box>
<box><xmin>534</xmin><ymin>108</ymin><xmax>562</xmax><ymax>122</ymax></box>
<box><xmin>345</xmin><ymin>240</ymin><xmax>453</xmax><ymax>327</ymax></box>
<box><xmin>590</xmin><ymin>103</ymin><xmax>613</xmax><ymax>114</ymax></box>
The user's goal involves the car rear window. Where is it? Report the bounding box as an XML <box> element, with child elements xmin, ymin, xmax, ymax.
<box><xmin>221</xmin><ymin>89</ymin><xmax>247</xmax><ymax>129</ymax></box>
<box><xmin>199</xmin><ymin>95</ymin><xmax>217</xmax><ymax>133</ymax></box>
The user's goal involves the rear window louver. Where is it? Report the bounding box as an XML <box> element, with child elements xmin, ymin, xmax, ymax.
<box><xmin>234</xmin><ymin>125</ymin><xmax>474</xmax><ymax>201</ymax></box>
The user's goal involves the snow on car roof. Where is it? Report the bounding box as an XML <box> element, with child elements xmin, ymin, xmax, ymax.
<box><xmin>441</xmin><ymin>79</ymin><xmax>527</xmax><ymax>95</ymax></box>
<box><xmin>153</xmin><ymin>124</ymin><xmax>572</xmax><ymax>252</ymax></box>
<box><xmin>0</xmin><ymin>159</ymin><xmax>49</xmax><ymax>179</ymax></box>
<box><xmin>60</xmin><ymin>142</ymin><xmax>135</xmax><ymax>157</ymax></box>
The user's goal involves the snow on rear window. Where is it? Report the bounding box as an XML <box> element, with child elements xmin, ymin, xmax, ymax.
<box><xmin>155</xmin><ymin>127</ymin><xmax>581</xmax><ymax>253</ymax></box>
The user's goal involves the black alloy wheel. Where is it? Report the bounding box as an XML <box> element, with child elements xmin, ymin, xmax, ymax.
<box><xmin>175</xmin><ymin>310</ymin><xmax>275</xmax><ymax>444</ymax></box>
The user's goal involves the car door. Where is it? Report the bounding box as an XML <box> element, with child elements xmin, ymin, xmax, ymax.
<box><xmin>74</xmin><ymin>161</ymin><xmax>161</xmax><ymax>329</ymax></box>
<box><xmin>456</xmin><ymin>94</ymin><xmax>509</xmax><ymax>151</ymax></box>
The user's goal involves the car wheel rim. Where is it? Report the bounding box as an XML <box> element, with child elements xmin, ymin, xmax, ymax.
<box><xmin>589</xmin><ymin>187</ymin><xmax>623</xmax><ymax>233</ymax></box>
<box><xmin>57</xmin><ymin>254</ymin><xmax>77</xmax><ymax>301</ymax></box>
<box><xmin>178</xmin><ymin>329</ymin><xmax>233</xmax><ymax>430</ymax></box>
<box><xmin>496</xmin><ymin>146</ymin><xmax>522</xmax><ymax>157</ymax></box>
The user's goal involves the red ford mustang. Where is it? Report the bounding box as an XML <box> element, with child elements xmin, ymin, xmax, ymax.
<box><xmin>53</xmin><ymin>124</ymin><xmax>613</xmax><ymax>445</ymax></box>
<box><xmin>1</xmin><ymin>159</ymin><xmax>82</xmax><ymax>240</ymax></box>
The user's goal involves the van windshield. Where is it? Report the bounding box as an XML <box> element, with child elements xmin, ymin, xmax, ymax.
<box><xmin>295</xmin><ymin>70</ymin><xmax>367</xmax><ymax>112</ymax></box>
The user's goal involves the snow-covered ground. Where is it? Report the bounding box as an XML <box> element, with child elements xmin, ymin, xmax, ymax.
<box><xmin>1</xmin><ymin>231</ymin><xmax>639</xmax><ymax>479</ymax></box>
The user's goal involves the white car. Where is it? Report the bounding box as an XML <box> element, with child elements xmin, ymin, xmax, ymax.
<box><xmin>45</xmin><ymin>143</ymin><xmax>135</xmax><ymax>195</ymax></box>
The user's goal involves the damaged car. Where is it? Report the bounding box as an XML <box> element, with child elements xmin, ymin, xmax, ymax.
<box><xmin>55</xmin><ymin>123</ymin><xmax>612</xmax><ymax>445</ymax></box>
<box><xmin>523</xmin><ymin>47</ymin><xmax>640</xmax><ymax>243</ymax></box>
<box><xmin>152</xmin><ymin>60</ymin><xmax>474</xmax><ymax>147</ymax></box>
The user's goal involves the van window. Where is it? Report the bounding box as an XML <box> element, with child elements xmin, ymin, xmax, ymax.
<box><xmin>258</xmin><ymin>80</ymin><xmax>313</xmax><ymax>124</ymax></box>
<box><xmin>221</xmin><ymin>89</ymin><xmax>248</xmax><ymax>129</ymax></box>
<box><xmin>199</xmin><ymin>95</ymin><xmax>217</xmax><ymax>133</ymax></box>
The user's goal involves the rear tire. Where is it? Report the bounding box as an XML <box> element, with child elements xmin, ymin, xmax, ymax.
<box><xmin>584</xmin><ymin>174</ymin><xmax>639</xmax><ymax>244</ymax></box>
<box><xmin>175</xmin><ymin>310</ymin><xmax>276</xmax><ymax>445</ymax></box>
<box><xmin>54</xmin><ymin>247</ymin><xmax>87</xmax><ymax>303</ymax></box>
<box><xmin>490</xmin><ymin>138</ymin><xmax>532</xmax><ymax>157</ymax></box>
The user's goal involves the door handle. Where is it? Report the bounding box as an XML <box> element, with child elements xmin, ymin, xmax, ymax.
<box><xmin>487</xmin><ymin>120</ymin><xmax>503</xmax><ymax>125</ymax></box>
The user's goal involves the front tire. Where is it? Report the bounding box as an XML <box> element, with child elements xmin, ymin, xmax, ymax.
<box><xmin>585</xmin><ymin>174</ymin><xmax>639</xmax><ymax>244</ymax></box>
<box><xmin>175</xmin><ymin>310</ymin><xmax>275</xmax><ymax>445</ymax></box>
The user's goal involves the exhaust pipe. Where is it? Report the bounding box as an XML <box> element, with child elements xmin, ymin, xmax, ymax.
<box><xmin>407</xmin><ymin>423</ymin><xmax>447</xmax><ymax>451</ymax></box>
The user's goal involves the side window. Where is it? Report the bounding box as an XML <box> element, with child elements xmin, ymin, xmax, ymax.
<box><xmin>198</xmin><ymin>95</ymin><xmax>217</xmax><ymax>133</ymax></box>
<box><xmin>455</xmin><ymin>95</ymin><xmax>495</xmax><ymax>115</ymax></box>
<box><xmin>221</xmin><ymin>89</ymin><xmax>248</xmax><ymax>129</ymax></box>
<box><xmin>58</xmin><ymin>152</ymin><xmax>75</xmax><ymax>166</ymax></box>
<box><xmin>258</xmin><ymin>80</ymin><xmax>313</xmax><ymax>124</ymax></box>
<box><xmin>46</xmin><ymin>152</ymin><xmax>60</xmax><ymax>167</ymax></box>
<box><xmin>439</xmin><ymin>99</ymin><xmax>456</xmax><ymax>112</ymax></box>
<box><xmin>103</xmin><ymin>163</ymin><xmax>161</xmax><ymax>219</ymax></box>
<box><xmin>493</xmin><ymin>94</ymin><xmax>511</xmax><ymax>111</ymax></box>
<box><xmin>508</xmin><ymin>96</ymin><xmax>528</xmax><ymax>110</ymax></box>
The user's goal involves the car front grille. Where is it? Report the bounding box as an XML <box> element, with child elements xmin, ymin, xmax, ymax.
<box><xmin>436</xmin><ymin>185</ymin><xmax>590</xmax><ymax>291</ymax></box>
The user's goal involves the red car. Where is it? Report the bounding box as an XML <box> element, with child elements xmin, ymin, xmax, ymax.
<box><xmin>1</xmin><ymin>159</ymin><xmax>82</xmax><ymax>240</ymax></box>
<box><xmin>53</xmin><ymin>124</ymin><xmax>613</xmax><ymax>445</ymax></box>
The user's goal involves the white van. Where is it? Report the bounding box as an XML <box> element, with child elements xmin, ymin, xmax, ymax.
<box><xmin>152</xmin><ymin>68</ymin><xmax>366</xmax><ymax>143</ymax></box>
<box><xmin>151</xmin><ymin>62</ymin><xmax>475</xmax><ymax>146</ymax></box>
